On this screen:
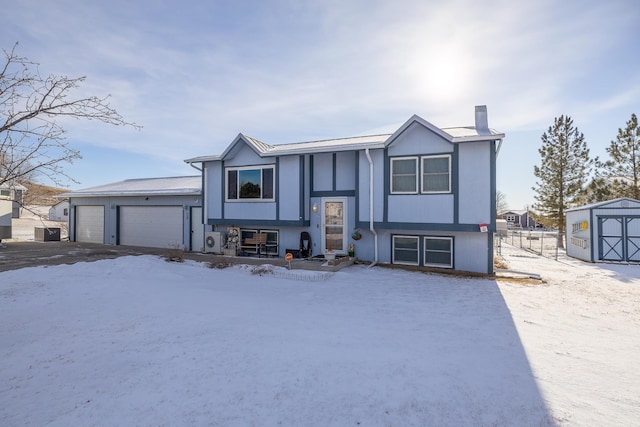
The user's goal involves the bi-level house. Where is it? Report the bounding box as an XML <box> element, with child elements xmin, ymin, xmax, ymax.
<box><xmin>186</xmin><ymin>106</ymin><xmax>504</xmax><ymax>274</ymax></box>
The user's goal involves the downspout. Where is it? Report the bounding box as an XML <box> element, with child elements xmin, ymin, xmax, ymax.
<box><xmin>496</xmin><ymin>138</ymin><xmax>503</xmax><ymax>157</ymax></box>
<box><xmin>365</xmin><ymin>148</ymin><xmax>378</xmax><ymax>267</ymax></box>
<box><xmin>188</xmin><ymin>161</ymin><xmax>205</xmax><ymax>230</ymax></box>
<box><xmin>188</xmin><ymin>162</ymin><xmax>202</xmax><ymax>172</ymax></box>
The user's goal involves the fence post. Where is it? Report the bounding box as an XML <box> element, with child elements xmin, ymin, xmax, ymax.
<box><xmin>540</xmin><ymin>231</ymin><xmax>544</xmax><ymax>256</ymax></box>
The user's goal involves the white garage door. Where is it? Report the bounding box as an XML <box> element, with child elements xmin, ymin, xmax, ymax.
<box><xmin>119</xmin><ymin>206</ymin><xmax>183</xmax><ymax>249</ymax></box>
<box><xmin>76</xmin><ymin>206</ymin><xmax>104</xmax><ymax>244</ymax></box>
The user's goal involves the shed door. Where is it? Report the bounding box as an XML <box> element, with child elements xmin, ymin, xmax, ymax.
<box><xmin>76</xmin><ymin>206</ymin><xmax>104</xmax><ymax>244</ymax></box>
<box><xmin>119</xmin><ymin>206</ymin><xmax>183</xmax><ymax>249</ymax></box>
<box><xmin>599</xmin><ymin>216</ymin><xmax>640</xmax><ymax>262</ymax></box>
<box><xmin>626</xmin><ymin>217</ymin><xmax>640</xmax><ymax>262</ymax></box>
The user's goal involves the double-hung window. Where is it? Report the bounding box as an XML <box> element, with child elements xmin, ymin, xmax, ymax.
<box><xmin>392</xmin><ymin>235</ymin><xmax>419</xmax><ymax>265</ymax></box>
<box><xmin>391</xmin><ymin>157</ymin><xmax>418</xmax><ymax>194</ymax></box>
<box><xmin>226</xmin><ymin>166</ymin><xmax>275</xmax><ymax>201</ymax></box>
<box><xmin>422</xmin><ymin>155</ymin><xmax>451</xmax><ymax>193</ymax></box>
<box><xmin>424</xmin><ymin>237</ymin><xmax>453</xmax><ymax>268</ymax></box>
<box><xmin>390</xmin><ymin>155</ymin><xmax>451</xmax><ymax>194</ymax></box>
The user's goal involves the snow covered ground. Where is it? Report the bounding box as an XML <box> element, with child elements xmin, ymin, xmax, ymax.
<box><xmin>1</xmin><ymin>243</ymin><xmax>639</xmax><ymax>426</ymax></box>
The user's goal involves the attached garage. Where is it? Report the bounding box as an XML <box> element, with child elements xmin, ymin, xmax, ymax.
<box><xmin>75</xmin><ymin>206</ymin><xmax>104</xmax><ymax>244</ymax></box>
<box><xmin>119</xmin><ymin>206</ymin><xmax>183</xmax><ymax>248</ymax></box>
<box><xmin>58</xmin><ymin>176</ymin><xmax>202</xmax><ymax>251</ymax></box>
<box><xmin>566</xmin><ymin>198</ymin><xmax>640</xmax><ymax>263</ymax></box>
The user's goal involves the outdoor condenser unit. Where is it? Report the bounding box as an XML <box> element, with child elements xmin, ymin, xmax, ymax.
<box><xmin>204</xmin><ymin>231</ymin><xmax>223</xmax><ymax>253</ymax></box>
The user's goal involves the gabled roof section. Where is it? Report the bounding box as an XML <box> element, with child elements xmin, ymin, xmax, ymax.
<box><xmin>442</xmin><ymin>126</ymin><xmax>505</xmax><ymax>142</ymax></box>
<box><xmin>499</xmin><ymin>209</ymin><xmax>528</xmax><ymax>216</ymax></box>
<box><xmin>185</xmin><ymin>134</ymin><xmax>389</xmax><ymax>163</ymax></box>
<box><xmin>566</xmin><ymin>197</ymin><xmax>640</xmax><ymax>212</ymax></box>
<box><xmin>268</xmin><ymin>134</ymin><xmax>390</xmax><ymax>156</ymax></box>
<box><xmin>184</xmin><ymin>108</ymin><xmax>506</xmax><ymax>164</ymax></box>
<box><xmin>385</xmin><ymin>114</ymin><xmax>505</xmax><ymax>147</ymax></box>
<box><xmin>219</xmin><ymin>133</ymin><xmax>274</xmax><ymax>160</ymax></box>
<box><xmin>56</xmin><ymin>176</ymin><xmax>201</xmax><ymax>198</ymax></box>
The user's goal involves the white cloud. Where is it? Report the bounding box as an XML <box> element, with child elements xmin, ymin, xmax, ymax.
<box><xmin>3</xmin><ymin>0</ymin><xmax>639</xmax><ymax>194</ymax></box>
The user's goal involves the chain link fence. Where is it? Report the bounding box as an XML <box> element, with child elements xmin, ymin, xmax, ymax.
<box><xmin>495</xmin><ymin>229</ymin><xmax>564</xmax><ymax>260</ymax></box>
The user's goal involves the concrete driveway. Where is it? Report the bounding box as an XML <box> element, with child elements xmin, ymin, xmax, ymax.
<box><xmin>0</xmin><ymin>241</ymin><xmax>185</xmax><ymax>272</ymax></box>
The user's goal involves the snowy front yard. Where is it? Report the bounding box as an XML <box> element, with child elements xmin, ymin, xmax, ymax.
<box><xmin>1</xmin><ymin>244</ymin><xmax>639</xmax><ymax>426</ymax></box>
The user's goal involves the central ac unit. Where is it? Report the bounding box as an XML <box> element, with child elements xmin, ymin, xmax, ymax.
<box><xmin>204</xmin><ymin>231</ymin><xmax>223</xmax><ymax>253</ymax></box>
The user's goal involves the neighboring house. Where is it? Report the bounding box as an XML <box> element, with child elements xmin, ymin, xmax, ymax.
<box><xmin>0</xmin><ymin>198</ymin><xmax>11</xmax><ymax>240</ymax></box>
<box><xmin>57</xmin><ymin>176</ymin><xmax>203</xmax><ymax>251</ymax></box>
<box><xmin>49</xmin><ymin>200</ymin><xmax>70</xmax><ymax>221</ymax></box>
<box><xmin>0</xmin><ymin>181</ymin><xmax>27</xmax><ymax>218</ymax></box>
<box><xmin>185</xmin><ymin>105</ymin><xmax>504</xmax><ymax>274</ymax></box>
<box><xmin>566</xmin><ymin>197</ymin><xmax>640</xmax><ymax>263</ymax></box>
<box><xmin>499</xmin><ymin>209</ymin><xmax>540</xmax><ymax>229</ymax></box>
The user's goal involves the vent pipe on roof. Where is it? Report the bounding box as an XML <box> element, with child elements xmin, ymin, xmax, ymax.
<box><xmin>475</xmin><ymin>105</ymin><xmax>488</xmax><ymax>132</ymax></box>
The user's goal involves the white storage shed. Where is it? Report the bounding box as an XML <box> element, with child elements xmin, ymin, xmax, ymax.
<box><xmin>57</xmin><ymin>176</ymin><xmax>204</xmax><ymax>251</ymax></box>
<box><xmin>566</xmin><ymin>198</ymin><xmax>640</xmax><ymax>263</ymax></box>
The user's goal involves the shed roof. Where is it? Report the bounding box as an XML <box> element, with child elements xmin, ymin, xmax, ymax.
<box><xmin>57</xmin><ymin>176</ymin><xmax>201</xmax><ymax>198</ymax></box>
<box><xmin>0</xmin><ymin>182</ymin><xmax>28</xmax><ymax>191</ymax></box>
<box><xmin>566</xmin><ymin>197</ymin><xmax>640</xmax><ymax>212</ymax></box>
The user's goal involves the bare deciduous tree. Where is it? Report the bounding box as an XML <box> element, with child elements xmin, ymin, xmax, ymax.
<box><xmin>496</xmin><ymin>190</ymin><xmax>508</xmax><ymax>214</ymax></box>
<box><xmin>1</xmin><ymin>42</ymin><xmax>140</xmax><ymax>188</ymax></box>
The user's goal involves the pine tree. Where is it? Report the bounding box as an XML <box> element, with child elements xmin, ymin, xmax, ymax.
<box><xmin>533</xmin><ymin>115</ymin><xmax>592</xmax><ymax>248</ymax></box>
<box><xmin>600</xmin><ymin>113</ymin><xmax>640</xmax><ymax>199</ymax></box>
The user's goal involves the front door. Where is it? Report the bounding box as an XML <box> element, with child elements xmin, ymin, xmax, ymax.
<box><xmin>322</xmin><ymin>197</ymin><xmax>347</xmax><ymax>254</ymax></box>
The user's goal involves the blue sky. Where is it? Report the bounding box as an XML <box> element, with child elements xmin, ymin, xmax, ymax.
<box><xmin>3</xmin><ymin>0</ymin><xmax>639</xmax><ymax>209</ymax></box>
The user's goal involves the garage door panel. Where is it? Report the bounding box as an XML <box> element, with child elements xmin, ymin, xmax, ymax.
<box><xmin>76</xmin><ymin>206</ymin><xmax>104</xmax><ymax>244</ymax></box>
<box><xmin>119</xmin><ymin>206</ymin><xmax>183</xmax><ymax>249</ymax></box>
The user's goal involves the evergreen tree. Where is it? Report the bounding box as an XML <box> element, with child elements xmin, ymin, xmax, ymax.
<box><xmin>533</xmin><ymin>115</ymin><xmax>592</xmax><ymax>248</ymax></box>
<box><xmin>600</xmin><ymin>113</ymin><xmax>640</xmax><ymax>199</ymax></box>
<box><xmin>577</xmin><ymin>177</ymin><xmax>613</xmax><ymax>204</ymax></box>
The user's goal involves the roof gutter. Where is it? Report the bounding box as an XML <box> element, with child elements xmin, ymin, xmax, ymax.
<box><xmin>365</xmin><ymin>148</ymin><xmax>378</xmax><ymax>267</ymax></box>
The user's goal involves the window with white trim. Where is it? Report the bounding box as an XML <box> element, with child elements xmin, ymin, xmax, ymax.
<box><xmin>226</xmin><ymin>166</ymin><xmax>275</xmax><ymax>201</ymax></box>
<box><xmin>424</xmin><ymin>236</ymin><xmax>453</xmax><ymax>268</ymax></box>
<box><xmin>390</xmin><ymin>157</ymin><xmax>418</xmax><ymax>194</ymax></box>
<box><xmin>392</xmin><ymin>235</ymin><xmax>419</xmax><ymax>265</ymax></box>
<box><xmin>421</xmin><ymin>155</ymin><xmax>451</xmax><ymax>193</ymax></box>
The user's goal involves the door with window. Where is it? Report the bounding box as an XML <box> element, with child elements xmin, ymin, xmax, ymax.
<box><xmin>322</xmin><ymin>197</ymin><xmax>347</xmax><ymax>254</ymax></box>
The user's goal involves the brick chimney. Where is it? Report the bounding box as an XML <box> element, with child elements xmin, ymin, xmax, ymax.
<box><xmin>475</xmin><ymin>105</ymin><xmax>488</xmax><ymax>132</ymax></box>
